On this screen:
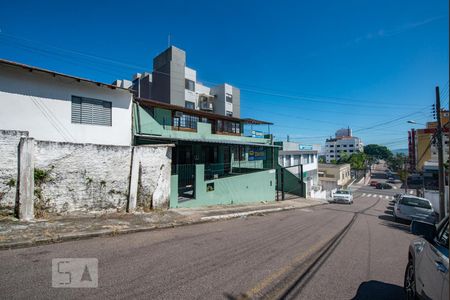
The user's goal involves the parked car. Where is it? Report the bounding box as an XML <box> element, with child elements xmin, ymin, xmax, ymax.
<box><xmin>386</xmin><ymin>178</ymin><xmax>396</xmax><ymax>183</ymax></box>
<box><xmin>393</xmin><ymin>196</ymin><xmax>436</xmax><ymax>223</ymax></box>
<box><xmin>332</xmin><ymin>190</ymin><xmax>353</xmax><ymax>204</ymax></box>
<box><xmin>370</xmin><ymin>181</ymin><xmax>379</xmax><ymax>187</ymax></box>
<box><xmin>393</xmin><ymin>193</ymin><xmax>403</xmax><ymax>203</ymax></box>
<box><xmin>376</xmin><ymin>183</ymin><xmax>392</xmax><ymax>189</ymax></box>
<box><xmin>404</xmin><ymin>217</ymin><xmax>449</xmax><ymax>300</ymax></box>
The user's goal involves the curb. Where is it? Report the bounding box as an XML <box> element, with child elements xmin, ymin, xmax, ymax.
<box><xmin>0</xmin><ymin>202</ymin><xmax>327</xmax><ymax>250</ymax></box>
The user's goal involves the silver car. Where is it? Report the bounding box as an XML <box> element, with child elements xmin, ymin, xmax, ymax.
<box><xmin>405</xmin><ymin>217</ymin><xmax>449</xmax><ymax>299</ymax></box>
<box><xmin>393</xmin><ymin>196</ymin><xmax>436</xmax><ymax>223</ymax></box>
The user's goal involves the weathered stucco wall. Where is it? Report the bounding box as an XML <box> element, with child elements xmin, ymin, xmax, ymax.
<box><xmin>135</xmin><ymin>146</ymin><xmax>172</xmax><ymax>209</ymax></box>
<box><xmin>0</xmin><ymin>130</ymin><xmax>172</xmax><ymax>216</ymax></box>
<box><xmin>34</xmin><ymin>141</ymin><xmax>132</xmax><ymax>213</ymax></box>
<box><xmin>0</xmin><ymin>130</ymin><xmax>28</xmax><ymax>211</ymax></box>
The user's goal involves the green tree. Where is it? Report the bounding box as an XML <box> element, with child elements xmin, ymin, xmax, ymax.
<box><xmin>349</xmin><ymin>152</ymin><xmax>368</xmax><ymax>170</ymax></box>
<box><xmin>337</xmin><ymin>152</ymin><xmax>350</xmax><ymax>164</ymax></box>
<box><xmin>364</xmin><ymin>144</ymin><xmax>393</xmax><ymax>160</ymax></box>
<box><xmin>387</xmin><ymin>153</ymin><xmax>407</xmax><ymax>172</ymax></box>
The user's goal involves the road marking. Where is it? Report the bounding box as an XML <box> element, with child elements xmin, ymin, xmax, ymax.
<box><xmin>379</xmin><ymin>195</ymin><xmax>383</xmax><ymax>198</ymax></box>
<box><xmin>367</xmin><ymin>194</ymin><xmax>372</xmax><ymax>197</ymax></box>
<box><xmin>393</xmin><ymin>186</ymin><xmax>398</xmax><ymax>189</ymax></box>
<box><xmin>244</xmin><ymin>235</ymin><xmax>335</xmax><ymax>298</ymax></box>
<box><xmin>362</xmin><ymin>193</ymin><xmax>366</xmax><ymax>196</ymax></box>
<box><xmin>385</xmin><ymin>196</ymin><xmax>389</xmax><ymax>199</ymax></box>
<box><xmin>409</xmin><ymin>191</ymin><xmax>414</xmax><ymax>195</ymax></box>
<box><xmin>299</xmin><ymin>208</ymin><xmax>313</xmax><ymax>213</ymax></box>
<box><xmin>372</xmin><ymin>194</ymin><xmax>378</xmax><ymax>198</ymax></box>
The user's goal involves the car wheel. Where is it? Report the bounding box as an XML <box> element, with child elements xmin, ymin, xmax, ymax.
<box><xmin>404</xmin><ymin>260</ymin><xmax>417</xmax><ymax>300</ymax></box>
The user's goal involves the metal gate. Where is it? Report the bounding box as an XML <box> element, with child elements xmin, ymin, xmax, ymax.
<box><xmin>276</xmin><ymin>165</ymin><xmax>305</xmax><ymax>200</ymax></box>
<box><xmin>173</xmin><ymin>164</ymin><xmax>196</xmax><ymax>199</ymax></box>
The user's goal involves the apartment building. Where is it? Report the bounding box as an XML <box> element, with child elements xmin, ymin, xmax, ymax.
<box><xmin>132</xmin><ymin>46</ymin><xmax>240</xmax><ymax>117</ymax></box>
<box><xmin>324</xmin><ymin>128</ymin><xmax>363</xmax><ymax>163</ymax></box>
<box><xmin>408</xmin><ymin>110</ymin><xmax>450</xmax><ymax>171</ymax></box>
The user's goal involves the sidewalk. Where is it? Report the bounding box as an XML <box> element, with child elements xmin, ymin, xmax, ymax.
<box><xmin>0</xmin><ymin>198</ymin><xmax>326</xmax><ymax>250</ymax></box>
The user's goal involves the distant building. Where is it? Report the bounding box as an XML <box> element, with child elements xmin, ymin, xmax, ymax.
<box><xmin>318</xmin><ymin>163</ymin><xmax>352</xmax><ymax>196</ymax></box>
<box><xmin>132</xmin><ymin>46</ymin><xmax>240</xmax><ymax>118</ymax></box>
<box><xmin>324</xmin><ymin>128</ymin><xmax>363</xmax><ymax>163</ymax></box>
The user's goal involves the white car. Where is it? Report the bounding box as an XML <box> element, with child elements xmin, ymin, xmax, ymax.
<box><xmin>394</xmin><ymin>195</ymin><xmax>436</xmax><ymax>223</ymax></box>
<box><xmin>332</xmin><ymin>190</ymin><xmax>353</xmax><ymax>204</ymax></box>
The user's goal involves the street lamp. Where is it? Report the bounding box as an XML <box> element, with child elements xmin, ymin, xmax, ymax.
<box><xmin>407</xmin><ymin>120</ymin><xmax>425</xmax><ymax>125</ymax></box>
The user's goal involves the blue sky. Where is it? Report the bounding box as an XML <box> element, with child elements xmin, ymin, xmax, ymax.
<box><xmin>0</xmin><ymin>0</ymin><xmax>448</xmax><ymax>149</ymax></box>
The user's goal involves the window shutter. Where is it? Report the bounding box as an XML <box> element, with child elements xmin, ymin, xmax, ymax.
<box><xmin>71</xmin><ymin>96</ymin><xmax>82</xmax><ymax>123</ymax></box>
<box><xmin>71</xmin><ymin>96</ymin><xmax>112</xmax><ymax>126</ymax></box>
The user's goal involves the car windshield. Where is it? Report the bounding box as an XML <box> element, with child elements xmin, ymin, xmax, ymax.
<box><xmin>336</xmin><ymin>191</ymin><xmax>350</xmax><ymax>195</ymax></box>
<box><xmin>400</xmin><ymin>197</ymin><xmax>432</xmax><ymax>209</ymax></box>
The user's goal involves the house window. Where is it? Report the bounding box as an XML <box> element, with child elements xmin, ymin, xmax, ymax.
<box><xmin>226</xmin><ymin>94</ymin><xmax>233</xmax><ymax>103</ymax></box>
<box><xmin>185</xmin><ymin>101</ymin><xmax>195</xmax><ymax>109</ymax></box>
<box><xmin>226</xmin><ymin>111</ymin><xmax>233</xmax><ymax>117</ymax></box>
<box><xmin>71</xmin><ymin>96</ymin><xmax>112</xmax><ymax>126</ymax></box>
<box><xmin>185</xmin><ymin>79</ymin><xmax>195</xmax><ymax>91</ymax></box>
<box><xmin>173</xmin><ymin>113</ymin><xmax>199</xmax><ymax>129</ymax></box>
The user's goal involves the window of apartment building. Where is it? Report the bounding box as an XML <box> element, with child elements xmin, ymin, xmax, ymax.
<box><xmin>330</xmin><ymin>154</ymin><xmax>334</xmax><ymax>157</ymax></box>
<box><xmin>343</xmin><ymin>145</ymin><xmax>347</xmax><ymax>147</ymax></box>
<box><xmin>71</xmin><ymin>96</ymin><xmax>112</xmax><ymax>126</ymax></box>
<box><xmin>330</xmin><ymin>150</ymin><xmax>334</xmax><ymax>153</ymax></box>
<box><xmin>336</xmin><ymin>145</ymin><xmax>340</xmax><ymax>147</ymax></box>
<box><xmin>185</xmin><ymin>101</ymin><xmax>195</xmax><ymax>110</ymax></box>
<box><xmin>349</xmin><ymin>150</ymin><xmax>353</xmax><ymax>152</ymax></box>
<box><xmin>293</xmin><ymin>155</ymin><xmax>300</xmax><ymax>165</ymax></box>
<box><xmin>226</xmin><ymin>93</ymin><xmax>233</xmax><ymax>103</ymax></box>
<box><xmin>226</xmin><ymin>111</ymin><xmax>233</xmax><ymax>117</ymax></box>
<box><xmin>349</xmin><ymin>144</ymin><xmax>353</xmax><ymax>147</ymax></box>
<box><xmin>185</xmin><ymin>79</ymin><xmax>195</xmax><ymax>91</ymax></box>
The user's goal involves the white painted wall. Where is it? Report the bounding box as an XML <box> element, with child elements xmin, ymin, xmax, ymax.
<box><xmin>0</xmin><ymin>64</ymin><xmax>133</xmax><ymax>146</ymax></box>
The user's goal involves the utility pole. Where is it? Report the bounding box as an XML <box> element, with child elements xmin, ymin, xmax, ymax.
<box><xmin>435</xmin><ymin>86</ymin><xmax>446</xmax><ymax>220</ymax></box>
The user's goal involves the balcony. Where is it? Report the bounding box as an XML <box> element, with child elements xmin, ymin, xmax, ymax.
<box><xmin>199</xmin><ymin>94</ymin><xmax>214</xmax><ymax>111</ymax></box>
<box><xmin>200</xmin><ymin>101</ymin><xmax>214</xmax><ymax>111</ymax></box>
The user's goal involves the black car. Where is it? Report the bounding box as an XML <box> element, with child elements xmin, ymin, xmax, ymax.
<box><xmin>405</xmin><ymin>217</ymin><xmax>449</xmax><ymax>299</ymax></box>
<box><xmin>375</xmin><ymin>183</ymin><xmax>392</xmax><ymax>189</ymax></box>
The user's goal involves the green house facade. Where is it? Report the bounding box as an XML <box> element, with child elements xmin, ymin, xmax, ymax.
<box><xmin>133</xmin><ymin>98</ymin><xmax>277</xmax><ymax>208</ymax></box>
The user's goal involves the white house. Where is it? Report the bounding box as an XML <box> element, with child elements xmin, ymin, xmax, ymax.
<box><xmin>0</xmin><ymin>59</ymin><xmax>133</xmax><ymax>146</ymax></box>
<box><xmin>277</xmin><ymin>141</ymin><xmax>323</xmax><ymax>198</ymax></box>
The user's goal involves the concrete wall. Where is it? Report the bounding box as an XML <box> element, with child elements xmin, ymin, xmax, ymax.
<box><xmin>0</xmin><ymin>130</ymin><xmax>28</xmax><ymax>211</ymax></box>
<box><xmin>0</xmin><ymin>130</ymin><xmax>172</xmax><ymax>217</ymax></box>
<box><xmin>170</xmin><ymin>165</ymin><xmax>276</xmax><ymax>208</ymax></box>
<box><xmin>0</xmin><ymin>63</ymin><xmax>133</xmax><ymax>146</ymax></box>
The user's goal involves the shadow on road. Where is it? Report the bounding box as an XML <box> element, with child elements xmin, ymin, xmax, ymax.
<box><xmin>378</xmin><ymin>203</ymin><xmax>411</xmax><ymax>233</ymax></box>
<box><xmin>351</xmin><ymin>280</ymin><xmax>405</xmax><ymax>300</ymax></box>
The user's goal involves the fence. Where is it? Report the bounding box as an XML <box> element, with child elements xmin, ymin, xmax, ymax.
<box><xmin>205</xmin><ymin>161</ymin><xmax>268</xmax><ymax>180</ymax></box>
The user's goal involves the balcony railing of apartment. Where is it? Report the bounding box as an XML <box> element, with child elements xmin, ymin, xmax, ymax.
<box><xmin>204</xmin><ymin>161</ymin><xmax>269</xmax><ymax>180</ymax></box>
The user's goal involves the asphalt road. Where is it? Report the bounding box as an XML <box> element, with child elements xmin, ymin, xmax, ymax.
<box><xmin>0</xmin><ymin>171</ymin><xmax>416</xmax><ymax>300</ymax></box>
